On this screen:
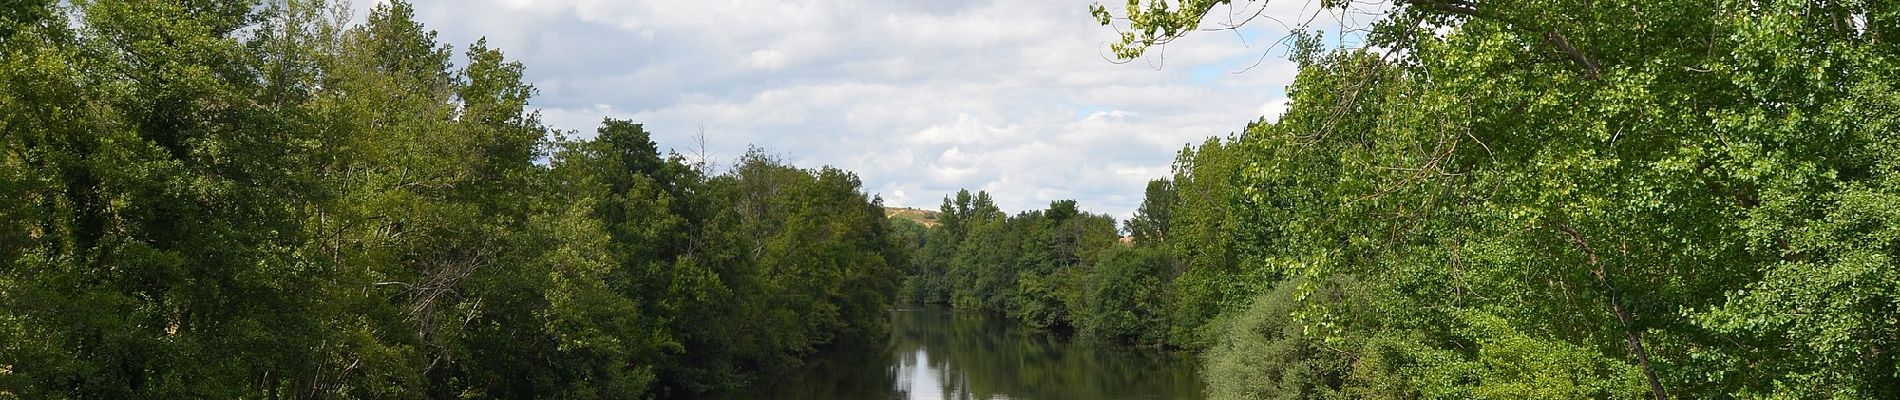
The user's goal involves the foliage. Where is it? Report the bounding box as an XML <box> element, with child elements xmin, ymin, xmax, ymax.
<box><xmin>1201</xmin><ymin>278</ymin><xmax>1351</xmax><ymax>400</ymax></box>
<box><xmin>1082</xmin><ymin>245</ymin><xmax>1172</xmax><ymax>345</ymax></box>
<box><xmin>0</xmin><ymin>1</ymin><xmax>902</xmax><ymax>397</ymax></box>
<box><xmin>3</xmin><ymin>0</ymin><xmax>1893</xmax><ymax>397</ymax></box>
<box><xmin>907</xmin><ymin>192</ymin><xmax>1133</xmax><ymax>338</ymax></box>
<box><xmin>1082</xmin><ymin>0</ymin><xmax>1900</xmax><ymax>398</ymax></box>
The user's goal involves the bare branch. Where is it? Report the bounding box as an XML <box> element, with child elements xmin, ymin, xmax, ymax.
<box><xmin>1545</xmin><ymin>29</ymin><xmax>1602</xmax><ymax>78</ymax></box>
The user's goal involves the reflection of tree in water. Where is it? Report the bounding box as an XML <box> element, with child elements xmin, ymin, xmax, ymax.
<box><xmin>713</xmin><ymin>306</ymin><xmax>1201</xmax><ymax>399</ymax></box>
<box><xmin>890</xmin><ymin>307</ymin><xmax>1202</xmax><ymax>400</ymax></box>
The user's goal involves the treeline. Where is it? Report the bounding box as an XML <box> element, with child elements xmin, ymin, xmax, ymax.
<box><xmin>994</xmin><ymin>0</ymin><xmax>1895</xmax><ymax>399</ymax></box>
<box><xmin>897</xmin><ymin>151</ymin><xmax>1245</xmax><ymax>349</ymax></box>
<box><xmin>0</xmin><ymin>1</ymin><xmax>899</xmax><ymax>398</ymax></box>
<box><xmin>900</xmin><ymin>193</ymin><xmax>1122</xmax><ymax>332</ymax></box>
<box><xmin>898</xmin><ymin>183</ymin><xmax>1231</xmax><ymax>349</ymax></box>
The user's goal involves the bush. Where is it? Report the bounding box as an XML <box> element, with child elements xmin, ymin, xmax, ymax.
<box><xmin>1201</xmin><ymin>278</ymin><xmax>1351</xmax><ymax>400</ymax></box>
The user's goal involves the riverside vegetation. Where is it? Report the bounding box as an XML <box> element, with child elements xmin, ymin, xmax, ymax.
<box><xmin>1</xmin><ymin>1</ymin><xmax>899</xmax><ymax>397</ymax></box>
<box><xmin>3</xmin><ymin>0</ymin><xmax>1898</xmax><ymax>399</ymax></box>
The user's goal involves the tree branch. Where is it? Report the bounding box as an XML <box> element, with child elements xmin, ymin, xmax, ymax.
<box><xmin>1553</xmin><ymin>223</ymin><xmax>1668</xmax><ymax>400</ymax></box>
<box><xmin>1545</xmin><ymin>29</ymin><xmax>1601</xmax><ymax>79</ymax></box>
<box><xmin>1399</xmin><ymin>0</ymin><xmax>1604</xmax><ymax>79</ymax></box>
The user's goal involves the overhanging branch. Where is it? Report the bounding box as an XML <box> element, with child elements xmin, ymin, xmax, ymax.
<box><xmin>1398</xmin><ymin>0</ymin><xmax>1604</xmax><ymax>79</ymax></box>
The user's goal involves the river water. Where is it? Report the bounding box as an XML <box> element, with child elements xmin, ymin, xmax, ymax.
<box><xmin>712</xmin><ymin>306</ymin><xmax>1205</xmax><ymax>400</ymax></box>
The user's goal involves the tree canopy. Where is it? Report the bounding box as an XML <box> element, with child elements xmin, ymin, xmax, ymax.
<box><xmin>0</xmin><ymin>1</ymin><xmax>902</xmax><ymax>397</ymax></box>
<box><xmin>4</xmin><ymin>0</ymin><xmax>1895</xmax><ymax>398</ymax></box>
<box><xmin>1058</xmin><ymin>0</ymin><xmax>1900</xmax><ymax>398</ymax></box>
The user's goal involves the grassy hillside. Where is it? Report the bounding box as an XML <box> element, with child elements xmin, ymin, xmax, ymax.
<box><xmin>883</xmin><ymin>207</ymin><xmax>940</xmax><ymax>228</ymax></box>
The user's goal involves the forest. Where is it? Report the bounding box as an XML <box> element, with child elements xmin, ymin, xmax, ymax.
<box><xmin>4</xmin><ymin>0</ymin><xmax>1898</xmax><ymax>399</ymax></box>
<box><xmin>1</xmin><ymin>1</ymin><xmax>901</xmax><ymax>397</ymax></box>
<box><xmin>913</xmin><ymin>0</ymin><xmax>1898</xmax><ymax>398</ymax></box>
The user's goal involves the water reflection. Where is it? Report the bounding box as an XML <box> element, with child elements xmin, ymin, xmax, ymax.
<box><xmin>711</xmin><ymin>306</ymin><xmax>1204</xmax><ymax>400</ymax></box>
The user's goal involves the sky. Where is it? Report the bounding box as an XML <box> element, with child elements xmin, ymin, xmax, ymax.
<box><xmin>347</xmin><ymin>0</ymin><xmax>1377</xmax><ymax>223</ymax></box>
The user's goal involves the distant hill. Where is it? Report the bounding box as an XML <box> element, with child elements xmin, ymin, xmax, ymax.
<box><xmin>883</xmin><ymin>207</ymin><xmax>940</xmax><ymax>228</ymax></box>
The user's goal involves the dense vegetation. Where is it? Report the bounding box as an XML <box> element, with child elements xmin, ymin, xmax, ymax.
<box><xmin>5</xmin><ymin>0</ymin><xmax>1896</xmax><ymax>399</ymax></box>
<box><xmin>1076</xmin><ymin>0</ymin><xmax>1891</xmax><ymax>398</ymax></box>
<box><xmin>904</xmin><ymin>0</ymin><xmax>1898</xmax><ymax>398</ymax></box>
<box><xmin>0</xmin><ymin>1</ymin><xmax>901</xmax><ymax>398</ymax></box>
<box><xmin>900</xmin><ymin>192</ymin><xmax>1125</xmax><ymax>332</ymax></box>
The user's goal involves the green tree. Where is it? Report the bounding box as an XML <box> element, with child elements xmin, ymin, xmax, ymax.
<box><xmin>1095</xmin><ymin>0</ymin><xmax>1900</xmax><ymax>398</ymax></box>
<box><xmin>1163</xmin><ymin>136</ymin><xmax>1255</xmax><ymax>349</ymax></box>
<box><xmin>2</xmin><ymin>1</ymin><xmax>908</xmax><ymax>397</ymax></box>
<box><xmin>1083</xmin><ymin>245</ymin><xmax>1171</xmax><ymax>345</ymax></box>
<box><xmin>1126</xmin><ymin>179</ymin><xmax>1176</xmax><ymax>246</ymax></box>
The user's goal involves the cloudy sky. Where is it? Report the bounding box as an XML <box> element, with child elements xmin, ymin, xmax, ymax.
<box><xmin>350</xmin><ymin>0</ymin><xmax>1374</xmax><ymax>223</ymax></box>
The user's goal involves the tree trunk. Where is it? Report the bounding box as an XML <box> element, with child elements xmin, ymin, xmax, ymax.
<box><xmin>1555</xmin><ymin>224</ymin><xmax>1668</xmax><ymax>400</ymax></box>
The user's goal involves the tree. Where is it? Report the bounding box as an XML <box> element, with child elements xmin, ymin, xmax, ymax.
<box><xmin>1</xmin><ymin>1</ymin><xmax>907</xmax><ymax>397</ymax></box>
<box><xmin>1126</xmin><ymin>179</ymin><xmax>1176</xmax><ymax>246</ymax></box>
<box><xmin>1083</xmin><ymin>245</ymin><xmax>1172</xmax><ymax>345</ymax></box>
<box><xmin>1093</xmin><ymin>0</ymin><xmax>1900</xmax><ymax>398</ymax></box>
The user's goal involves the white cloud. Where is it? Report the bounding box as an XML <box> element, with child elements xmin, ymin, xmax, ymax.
<box><xmin>376</xmin><ymin>0</ymin><xmax>1361</xmax><ymax>221</ymax></box>
<box><xmin>1260</xmin><ymin>98</ymin><xmax>1291</xmax><ymax>123</ymax></box>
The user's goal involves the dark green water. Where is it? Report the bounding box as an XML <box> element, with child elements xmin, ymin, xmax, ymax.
<box><xmin>711</xmin><ymin>306</ymin><xmax>1205</xmax><ymax>400</ymax></box>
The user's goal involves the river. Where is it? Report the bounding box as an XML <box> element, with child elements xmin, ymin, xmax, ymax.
<box><xmin>711</xmin><ymin>305</ymin><xmax>1205</xmax><ymax>399</ymax></box>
